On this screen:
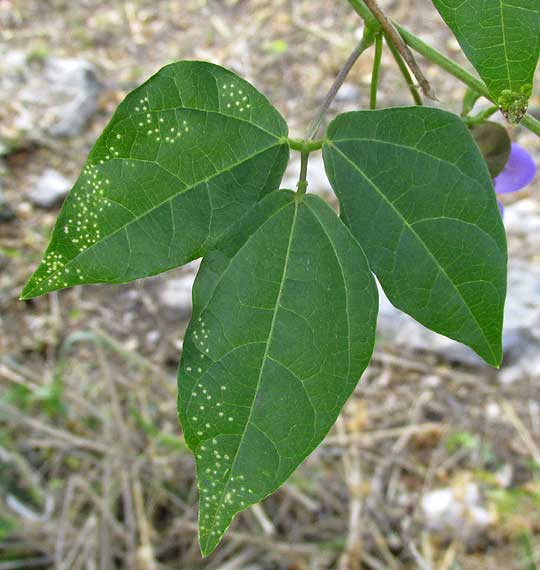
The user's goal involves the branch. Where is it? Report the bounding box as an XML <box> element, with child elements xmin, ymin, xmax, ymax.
<box><xmin>347</xmin><ymin>0</ymin><xmax>379</xmax><ymax>28</ymax></box>
<box><xmin>347</xmin><ymin>0</ymin><xmax>540</xmax><ymax>138</ymax></box>
<box><xmin>394</xmin><ymin>22</ymin><xmax>489</xmax><ymax>99</ymax></box>
<box><xmin>370</xmin><ymin>33</ymin><xmax>383</xmax><ymax>109</ymax></box>
<box><xmin>297</xmin><ymin>150</ymin><xmax>310</xmax><ymax>195</ymax></box>
<box><xmin>361</xmin><ymin>0</ymin><xmax>437</xmax><ymax>100</ymax></box>
<box><xmin>385</xmin><ymin>36</ymin><xmax>422</xmax><ymax>106</ymax></box>
<box><xmin>394</xmin><ymin>21</ymin><xmax>540</xmax><ymax>137</ymax></box>
<box><xmin>307</xmin><ymin>32</ymin><xmax>374</xmax><ymax>140</ymax></box>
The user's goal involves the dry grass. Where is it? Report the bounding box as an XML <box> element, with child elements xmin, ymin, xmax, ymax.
<box><xmin>2</xmin><ymin>326</ymin><xmax>540</xmax><ymax>569</ymax></box>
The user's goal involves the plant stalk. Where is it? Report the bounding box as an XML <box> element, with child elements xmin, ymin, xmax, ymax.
<box><xmin>307</xmin><ymin>32</ymin><xmax>374</xmax><ymax>140</ymax></box>
<box><xmin>385</xmin><ymin>35</ymin><xmax>422</xmax><ymax>105</ymax></box>
<box><xmin>394</xmin><ymin>22</ymin><xmax>540</xmax><ymax>136</ymax></box>
<box><xmin>520</xmin><ymin>114</ymin><xmax>540</xmax><ymax>137</ymax></box>
<box><xmin>297</xmin><ymin>151</ymin><xmax>310</xmax><ymax>195</ymax></box>
<box><xmin>394</xmin><ymin>22</ymin><xmax>490</xmax><ymax>99</ymax></box>
<box><xmin>348</xmin><ymin>0</ymin><xmax>378</xmax><ymax>26</ymax></box>
<box><xmin>347</xmin><ymin>0</ymin><xmax>540</xmax><ymax>138</ymax></box>
<box><xmin>361</xmin><ymin>0</ymin><xmax>436</xmax><ymax>100</ymax></box>
<box><xmin>287</xmin><ymin>138</ymin><xmax>324</xmax><ymax>152</ymax></box>
<box><xmin>463</xmin><ymin>106</ymin><xmax>499</xmax><ymax>126</ymax></box>
<box><xmin>370</xmin><ymin>33</ymin><xmax>383</xmax><ymax>110</ymax></box>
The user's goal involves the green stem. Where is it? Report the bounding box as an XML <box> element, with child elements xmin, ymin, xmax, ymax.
<box><xmin>461</xmin><ymin>87</ymin><xmax>482</xmax><ymax>117</ymax></box>
<box><xmin>347</xmin><ymin>0</ymin><xmax>380</xmax><ymax>29</ymax></box>
<box><xmin>347</xmin><ymin>2</ymin><xmax>540</xmax><ymax>138</ymax></box>
<box><xmin>370</xmin><ymin>33</ymin><xmax>383</xmax><ymax>110</ymax></box>
<box><xmin>519</xmin><ymin>114</ymin><xmax>540</xmax><ymax>137</ymax></box>
<box><xmin>463</xmin><ymin>105</ymin><xmax>499</xmax><ymax>126</ymax></box>
<box><xmin>348</xmin><ymin>6</ymin><xmax>540</xmax><ymax>137</ymax></box>
<box><xmin>287</xmin><ymin>138</ymin><xmax>325</xmax><ymax>152</ymax></box>
<box><xmin>297</xmin><ymin>151</ymin><xmax>310</xmax><ymax>195</ymax></box>
<box><xmin>307</xmin><ymin>32</ymin><xmax>374</xmax><ymax>140</ymax></box>
<box><xmin>385</xmin><ymin>35</ymin><xmax>422</xmax><ymax>105</ymax></box>
<box><xmin>394</xmin><ymin>22</ymin><xmax>490</xmax><ymax>99</ymax></box>
<box><xmin>395</xmin><ymin>22</ymin><xmax>540</xmax><ymax>136</ymax></box>
<box><xmin>361</xmin><ymin>0</ymin><xmax>436</xmax><ymax>100</ymax></box>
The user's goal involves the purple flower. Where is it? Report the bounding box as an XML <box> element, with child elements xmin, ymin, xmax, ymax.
<box><xmin>493</xmin><ymin>143</ymin><xmax>536</xmax><ymax>215</ymax></box>
<box><xmin>494</xmin><ymin>143</ymin><xmax>536</xmax><ymax>193</ymax></box>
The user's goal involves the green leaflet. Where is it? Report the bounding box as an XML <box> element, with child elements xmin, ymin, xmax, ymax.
<box><xmin>432</xmin><ymin>0</ymin><xmax>540</xmax><ymax>123</ymax></box>
<box><xmin>21</xmin><ymin>62</ymin><xmax>289</xmax><ymax>299</ymax></box>
<box><xmin>177</xmin><ymin>190</ymin><xmax>378</xmax><ymax>555</ymax></box>
<box><xmin>323</xmin><ymin>107</ymin><xmax>507</xmax><ymax>367</ymax></box>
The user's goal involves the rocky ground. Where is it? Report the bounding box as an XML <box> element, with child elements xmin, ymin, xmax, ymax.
<box><xmin>1</xmin><ymin>1</ymin><xmax>540</xmax><ymax>569</ymax></box>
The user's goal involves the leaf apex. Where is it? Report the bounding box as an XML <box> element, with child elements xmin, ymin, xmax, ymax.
<box><xmin>20</xmin><ymin>278</ymin><xmax>39</xmax><ymax>301</ymax></box>
<box><xmin>491</xmin><ymin>349</ymin><xmax>504</xmax><ymax>370</ymax></box>
<box><xmin>198</xmin><ymin>529</ymin><xmax>221</xmax><ymax>558</ymax></box>
<box><xmin>478</xmin><ymin>340</ymin><xmax>503</xmax><ymax>369</ymax></box>
<box><xmin>20</xmin><ymin>269</ymin><xmax>55</xmax><ymax>300</ymax></box>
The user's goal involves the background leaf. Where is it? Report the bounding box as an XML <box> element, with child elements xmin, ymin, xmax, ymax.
<box><xmin>432</xmin><ymin>0</ymin><xmax>540</xmax><ymax>122</ymax></box>
<box><xmin>470</xmin><ymin>122</ymin><xmax>512</xmax><ymax>178</ymax></box>
<box><xmin>177</xmin><ymin>190</ymin><xmax>378</xmax><ymax>555</ymax></box>
<box><xmin>21</xmin><ymin>61</ymin><xmax>289</xmax><ymax>299</ymax></box>
<box><xmin>323</xmin><ymin>107</ymin><xmax>507</xmax><ymax>366</ymax></box>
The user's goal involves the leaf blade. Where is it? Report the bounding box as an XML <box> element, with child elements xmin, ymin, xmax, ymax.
<box><xmin>323</xmin><ymin>107</ymin><xmax>507</xmax><ymax>366</ymax></box>
<box><xmin>22</xmin><ymin>61</ymin><xmax>289</xmax><ymax>299</ymax></box>
<box><xmin>432</xmin><ymin>0</ymin><xmax>540</xmax><ymax>122</ymax></box>
<box><xmin>177</xmin><ymin>190</ymin><xmax>378</xmax><ymax>555</ymax></box>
